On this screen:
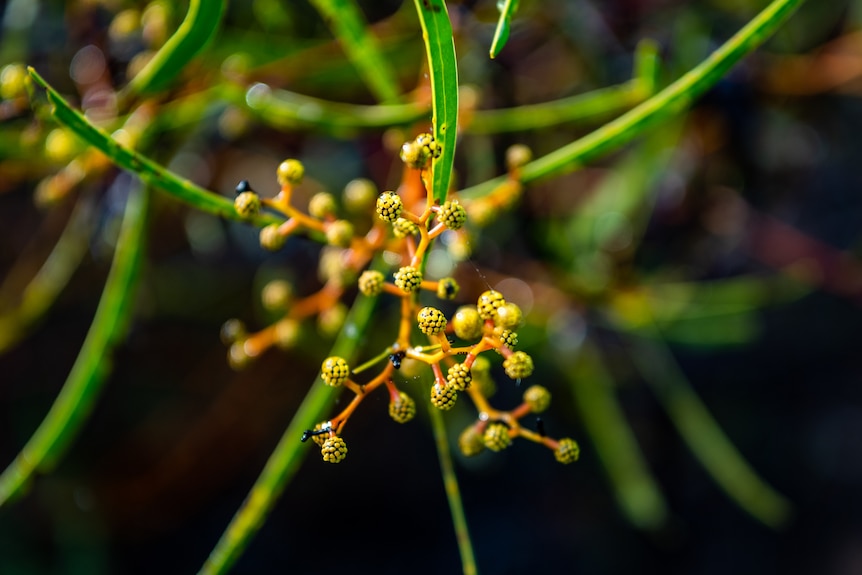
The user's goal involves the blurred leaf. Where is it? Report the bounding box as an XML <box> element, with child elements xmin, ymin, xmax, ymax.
<box><xmin>124</xmin><ymin>0</ymin><xmax>227</xmax><ymax>98</ymax></box>
<box><xmin>28</xmin><ymin>68</ymin><xmax>282</xmax><ymax>228</ymax></box>
<box><xmin>490</xmin><ymin>0</ymin><xmax>519</xmax><ymax>59</ymax></box>
<box><xmin>310</xmin><ymin>0</ymin><xmax>403</xmax><ymax>103</ymax></box>
<box><xmin>566</xmin><ymin>339</ymin><xmax>669</xmax><ymax>530</ymax></box>
<box><xmin>625</xmin><ymin>320</ymin><xmax>793</xmax><ymax>527</ymax></box>
<box><xmin>199</xmin><ymin>259</ymin><xmax>385</xmax><ymax>575</ymax></box>
<box><xmin>461</xmin><ymin>0</ymin><xmax>807</xmax><ymax>200</ymax></box>
<box><xmin>0</xmin><ymin>185</ymin><xmax>149</xmax><ymax>505</ymax></box>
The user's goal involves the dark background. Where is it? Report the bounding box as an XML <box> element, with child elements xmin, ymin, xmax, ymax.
<box><xmin>2</xmin><ymin>0</ymin><xmax>862</xmax><ymax>573</ymax></box>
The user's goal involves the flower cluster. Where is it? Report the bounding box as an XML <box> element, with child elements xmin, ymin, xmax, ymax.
<box><xmin>222</xmin><ymin>133</ymin><xmax>579</xmax><ymax>465</ymax></box>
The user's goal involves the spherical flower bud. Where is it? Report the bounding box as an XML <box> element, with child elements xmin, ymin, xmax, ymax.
<box><xmin>318</xmin><ymin>247</ymin><xmax>354</xmax><ymax>288</ymax></box>
<box><xmin>317</xmin><ymin>302</ymin><xmax>347</xmax><ymax>337</ymax></box>
<box><xmin>321</xmin><ymin>436</ymin><xmax>347</xmax><ymax>463</ymax></box>
<box><xmin>467</xmin><ymin>200</ymin><xmax>498</xmax><ymax>228</ymax></box>
<box><xmin>228</xmin><ymin>341</ymin><xmax>251</xmax><ymax>371</ymax></box>
<box><xmin>417</xmin><ymin>307</ymin><xmax>447</xmax><ymax>335</ymax></box>
<box><xmin>494</xmin><ymin>328</ymin><xmax>518</xmax><ymax>350</ymax></box>
<box><xmin>523</xmin><ymin>385</ymin><xmax>551</xmax><ymax>413</ymax></box>
<box><xmin>506</xmin><ymin>144</ymin><xmax>533</xmax><ymax>171</ymax></box>
<box><xmin>274</xmin><ymin>318</ymin><xmax>300</xmax><ymax>349</ymax></box>
<box><xmin>0</xmin><ymin>63</ymin><xmax>28</xmax><ymax>100</ymax></box>
<box><xmin>234</xmin><ymin>191</ymin><xmax>261</xmax><ymax>219</ymax></box>
<box><xmin>259</xmin><ymin>224</ymin><xmax>286</xmax><ymax>251</ymax></box>
<box><xmin>453</xmin><ymin>306</ymin><xmax>483</xmax><ymax>340</ymax></box>
<box><xmin>554</xmin><ymin>438</ymin><xmax>580</xmax><ymax>464</ymax></box>
<box><xmin>277</xmin><ymin>158</ymin><xmax>304</xmax><ymax>186</ymax></box>
<box><xmin>376</xmin><ymin>191</ymin><xmax>403</xmax><ymax>222</ymax></box>
<box><xmin>308</xmin><ymin>192</ymin><xmax>337</xmax><ymax>219</ymax></box>
<box><xmin>470</xmin><ymin>355</ymin><xmax>497</xmax><ymax>397</ymax></box>
<box><xmin>358</xmin><ymin>270</ymin><xmax>385</xmax><ymax>296</ymax></box>
<box><xmin>400</xmin><ymin>140</ymin><xmax>431</xmax><ymax>169</ymax></box>
<box><xmin>389</xmin><ymin>391</ymin><xmax>416</xmax><ymax>423</ymax></box>
<box><xmin>446</xmin><ymin>363</ymin><xmax>472</xmax><ymax>391</ymax></box>
<box><xmin>321</xmin><ymin>356</ymin><xmax>350</xmax><ymax>386</ymax></box>
<box><xmin>415</xmin><ymin>132</ymin><xmax>442</xmax><ymax>159</ymax></box>
<box><xmin>343</xmin><ymin>178</ymin><xmax>377</xmax><ymax>214</ymax></box>
<box><xmin>458</xmin><ymin>426</ymin><xmax>486</xmax><ymax>457</ymax></box>
<box><xmin>261</xmin><ymin>279</ymin><xmax>293</xmax><ymax>311</ymax></box>
<box><xmin>430</xmin><ymin>383</ymin><xmax>458</xmax><ymax>410</ymax></box>
<box><xmin>44</xmin><ymin>129</ymin><xmax>79</xmax><ymax>163</ymax></box>
<box><xmin>109</xmin><ymin>9</ymin><xmax>140</xmax><ymax>42</ymax></box>
<box><xmin>483</xmin><ymin>422</ymin><xmax>512</xmax><ymax>451</ymax></box>
<box><xmin>436</xmin><ymin>277</ymin><xmax>459</xmax><ymax>300</ymax></box>
<box><xmin>477</xmin><ymin>290</ymin><xmax>506</xmax><ymax>320</ymax></box>
<box><xmin>393</xmin><ymin>266</ymin><xmax>422</xmax><ymax>293</ymax></box>
<box><xmin>503</xmin><ymin>351</ymin><xmax>534</xmax><ymax>380</ymax></box>
<box><xmin>392</xmin><ymin>217</ymin><xmax>419</xmax><ymax>238</ymax></box>
<box><xmin>325</xmin><ymin>220</ymin><xmax>354</xmax><ymax>248</ymax></box>
<box><xmin>310</xmin><ymin>422</ymin><xmax>331</xmax><ymax>447</ymax></box>
<box><xmin>438</xmin><ymin>199</ymin><xmax>467</xmax><ymax>230</ymax></box>
<box><xmin>495</xmin><ymin>302</ymin><xmax>523</xmax><ymax>329</ymax></box>
<box><xmin>220</xmin><ymin>319</ymin><xmax>246</xmax><ymax>345</ymax></box>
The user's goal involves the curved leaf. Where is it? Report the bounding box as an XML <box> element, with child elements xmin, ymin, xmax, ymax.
<box><xmin>198</xmin><ymin>260</ymin><xmax>385</xmax><ymax>575</ymax></box>
<box><xmin>0</xmin><ymin>185</ymin><xmax>149</xmax><ymax>505</ymax></box>
<box><xmin>310</xmin><ymin>0</ymin><xmax>403</xmax><ymax>103</ymax></box>
<box><xmin>413</xmin><ymin>0</ymin><xmax>459</xmax><ymax>204</ymax></box>
<box><xmin>28</xmin><ymin>68</ymin><xmax>282</xmax><ymax>228</ymax></box>
<box><xmin>460</xmin><ymin>0</ymin><xmax>807</xmax><ymax>199</ymax></box>
<box><xmin>124</xmin><ymin>0</ymin><xmax>227</xmax><ymax>98</ymax></box>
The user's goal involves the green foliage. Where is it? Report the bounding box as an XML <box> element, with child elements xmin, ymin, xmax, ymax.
<box><xmin>0</xmin><ymin>0</ymin><xmax>829</xmax><ymax>573</ymax></box>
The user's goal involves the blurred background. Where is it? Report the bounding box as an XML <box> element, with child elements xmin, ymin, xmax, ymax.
<box><xmin>2</xmin><ymin>0</ymin><xmax>862</xmax><ymax>573</ymax></box>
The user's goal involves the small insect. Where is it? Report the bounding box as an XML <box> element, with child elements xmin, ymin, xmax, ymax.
<box><xmin>235</xmin><ymin>179</ymin><xmax>253</xmax><ymax>196</ymax></box>
<box><xmin>389</xmin><ymin>350</ymin><xmax>406</xmax><ymax>369</ymax></box>
<box><xmin>536</xmin><ymin>417</ymin><xmax>546</xmax><ymax>437</ymax></box>
<box><xmin>301</xmin><ymin>427</ymin><xmax>330</xmax><ymax>443</ymax></box>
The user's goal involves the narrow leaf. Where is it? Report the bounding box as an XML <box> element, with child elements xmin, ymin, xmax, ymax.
<box><xmin>124</xmin><ymin>0</ymin><xmax>227</xmax><ymax>98</ymax></box>
<box><xmin>0</xmin><ymin>185</ymin><xmax>149</xmax><ymax>505</ymax></box>
<box><xmin>198</xmin><ymin>260</ymin><xmax>385</xmax><ymax>575</ymax></box>
<box><xmin>413</xmin><ymin>0</ymin><xmax>459</xmax><ymax>204</ymax></box>
<box><xmin>490</xmin><ymin>0</ymin><xmax>519</xmax><ymax>59</ymax></box>
<box><xmin>309</xmin><ymin>0</ymin><xmax>403</xmax><ymax>104</ymax></box>
<box><xmin>626</xmin><ymin>320</ymin><xmax>792</xmax><ymax>527</ymax></box>
<box><xmin>566</xmin><ymin>340</ymin><xmax>669</xmax><ymax>530</ymax></box>
<box><xmin>28</xmin><ymin>68</ymin><xmax>282</xmax><ymax>228</ymax></box>
<box><xmin>461</xmin><ymin>0</ymin><xmax>807</xmax><ymax>199</ymax></box>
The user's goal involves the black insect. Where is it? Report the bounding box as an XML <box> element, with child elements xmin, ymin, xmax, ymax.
<box><xmin>235</xmin><ymin>179</ymin><xmax>253</xmax><ymax>195</ymax></box>
<box><xmin>300</xmin><ymin>428</ymin><xmax>330</xmax><ymax>443</ymax></box>
<box><xmin>389</xmin><ymin>350</ymin><xmax>406</xmax><ymax>369</ymax></box>
<box><xmin>536</xmin><ymin>417</ymin><xmax>546</xmax><ymax>437</ymax></box>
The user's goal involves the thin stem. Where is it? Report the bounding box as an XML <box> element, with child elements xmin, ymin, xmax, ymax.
<box><xmin>428</xmin><ymin>402</ymin><xmax>479</xmax><ymax>575</ymax></box>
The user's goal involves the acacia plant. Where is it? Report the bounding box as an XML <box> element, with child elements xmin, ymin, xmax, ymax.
<box><xmin>0</xmin><ymin>0</ymin><xmax>814</xmax><ymax>572</ymax></box>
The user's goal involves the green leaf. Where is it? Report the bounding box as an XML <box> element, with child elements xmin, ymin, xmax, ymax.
<box><xmin>235</xmin><ymin>83</ymin><xmax>428</xmax><ymax>132</ymax></box>
<box><xmin>566</xmin><ymin>340</ymin><xmax>669</xmax><ymax>530</ymax></box>
<box><xmin>490</xmin><ymin>0</ymin><xmax>519</xmax><ymax>59</ymax></box>
<box><xmin>461</xmin><ymin>0</ymin><xmax>807</xmax><ymax>199</ymax></box>
<box><xmin>625</xmin><ymin>321</ymin><xmax>793</xmax><ymax>527</ymax></box>
<box><xmin>28</xmin><ymin>68</ymin><xmax>282</xmax><ymax>228</ymax></box>
<box><xmin>413</xmin><ymin>0</ymin><xmax>459</xmax><ymax>204</ymax></box>
<box><xmin>0</xmin><ymin>196</ymin><xmax>91</xmax><ymax>354</ymax></box>
<box><xmin>0</xmin><ymin>185</ymin><xmax>149</xmax><ymax>505</ymax></box>
<box><xmin>198</xmin><ymin>259</ymin><xmax>385</xmax><ymax>575</ymax></box>
<box><xmin>309</xmin><ymin>0</ymin><xmax>403</xmax><ymax>104</ymax></box>
<box><xmin>123</xmin><ymin>0</ymin><xmax>227</xmax><ymax>98</ymax></box>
